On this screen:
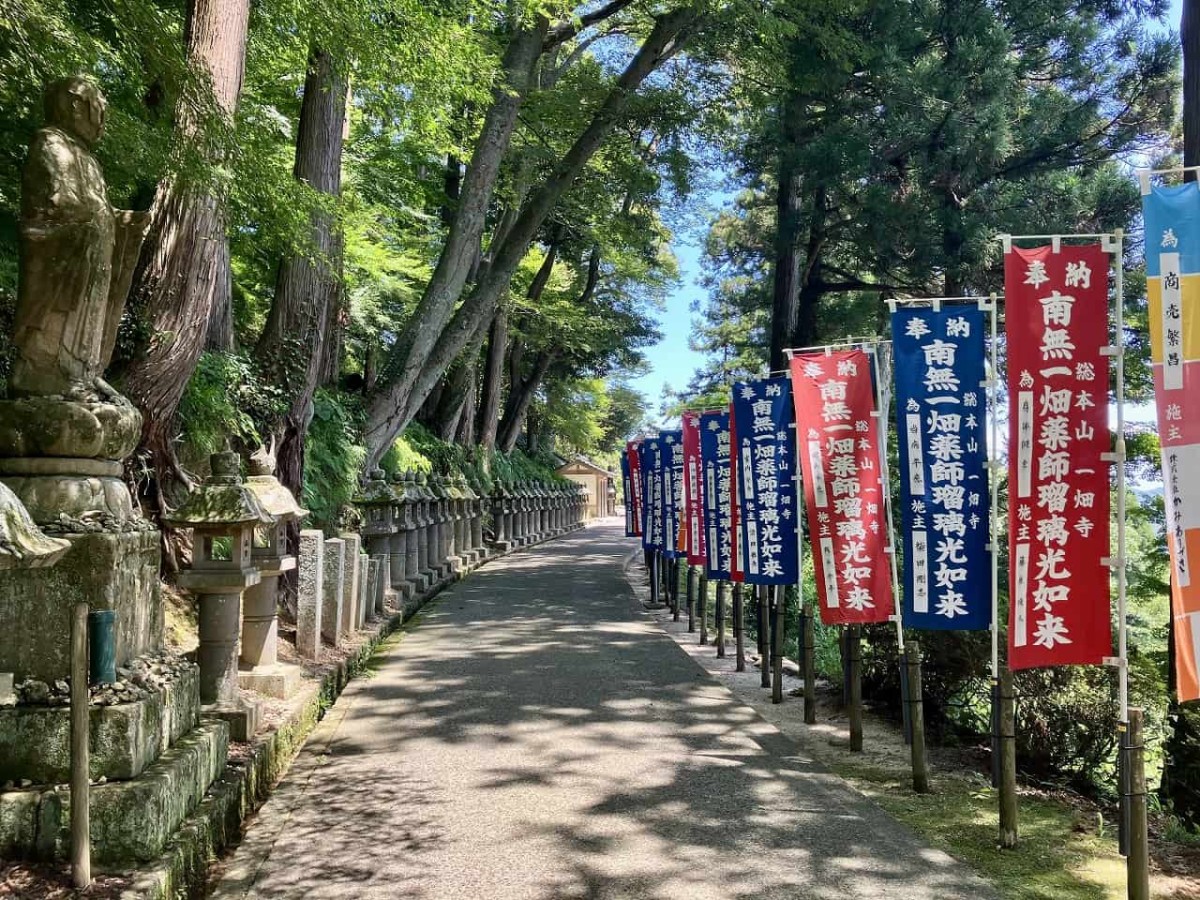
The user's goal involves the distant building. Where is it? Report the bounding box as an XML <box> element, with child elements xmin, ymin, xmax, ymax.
<box><xmin>556</xmin><ymin>457</ymin><xmax>617</xmax><ymax>520</ymax></box>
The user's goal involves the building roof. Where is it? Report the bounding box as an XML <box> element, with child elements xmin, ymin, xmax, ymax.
<box><xmin>556</xmin><ymin>456</ymin><xmax>618</xmax><ymax>479</ymax></box>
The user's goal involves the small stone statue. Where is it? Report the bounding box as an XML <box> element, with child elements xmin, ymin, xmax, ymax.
<box><xmin>10</xmin><ymin>77</ymin><xmax>151</xmax><ymax>400</ymax></box>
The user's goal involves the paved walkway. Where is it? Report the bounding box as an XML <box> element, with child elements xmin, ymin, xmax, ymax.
<box><xmin>210</xmin><ymin>522</ymin><xmax>995</xmax><ymax>900</ymax></box>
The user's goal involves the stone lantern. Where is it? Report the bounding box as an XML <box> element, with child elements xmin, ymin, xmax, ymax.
<box><xmin>396</xmin><ymin>471</ymin><xmax>425</xmax><ymax>599</ymax></box>
<box><xmin>414</xmin><ymin>470</ymin><xmax>441</xmax><ymax>585</ymax></box>
<box><xmin>538</xmin><ymin>481</ymin><xmax>551</xmax><ymax>538</ymax></box>
<box><xmin>490</xmin><ymin>481</ymin><xmax>511</xmax><ymax>552</ymax></box>
<box><xmin>355</xmin><ymin>468</ymin><xmax>398</xmax><ymax>613</ymax></box>
<box><xmin>456</xmin><ymin>474</ymin><xmax>480</xmax><ymax>567</ymax></box>
<box><xmin>239</xmin><ymin>446</ymin><xmax>308</xmax><ymax>699</ymax></box>
<box><xmin>606</xmin><ymin>480</ymin><xmax>617</xmax><ymax>518</ymax></box>
<box><xmin>510</xmin><ymin>481</ymin><xmax>525</xmax><ymax>546</ymax></box>
<box><xmin>166</xmin><ymin>450</ymin><xmax>272</xmax><ymax>740</ymax></box>
<box><xmin>551</xmin><ymin>482</ymin><xmax>564</xmax><ymax>534</ymax></box>
<box><xmin>467</xmin><ymin>474</ymin><xmax>488</xmax><ymax>560</ymax></box>
<box><xmin>435</xmin><ymin>474</ymin><xmax>458</xmax><ymax>577</ymax></box>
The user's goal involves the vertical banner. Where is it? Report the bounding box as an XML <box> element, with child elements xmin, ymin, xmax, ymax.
<box><xmin>890</xmin><ymin>306</ymin><xmax>992</xmax><ymax>630</ymax></box>
<box><xmin>625</xmin><ymin>440</ymin><xmax>643</xmax><ymax>537</ymax></box>
<box><xmin>639</xmin><ymin>439</ymin><xmax>663</xmax><ymax>552</ymax></box>
<box><xmin>699</xmin><ymin>411</ymin><xmax>733</xmax><ymax>579</ymax></box>
<box><xmin>1004</xmin><ymin>243</ymin><xmax>1111</xmax><ymax>669</ymax></box>
<box><xmin>728</xmin><ymin>404</ymin><xmax>744</xmax><ymax>583</ymax></box>
<box><xmin>621</xmin><ymin>453</ymin><xmax>634</xmax><ymax>537</ymax></box>
<box><xmin>660</xmin><ymin>430</ymin><xmax>686</xmax><ymax>559</ymax></box>
<box><xmin>790</xmin><ymin>350</ymin><xmax>894</xmax><ymax>624</ymax></box>
<box><xmin>1145</xmin><ymin>186</ymin><xmax>1200</xmax><ymax>700</ymax></box>
<box><xmin>682</xmin><ymin>413</ymin><xmax>707</xmax><ymax>566</ymax></box>
<box><xmin>730</xmin><ymin>377</ymin><xmax>799</xmax><ymax>585</ymax></box>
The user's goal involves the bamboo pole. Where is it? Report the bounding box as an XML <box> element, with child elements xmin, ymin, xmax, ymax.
<box><xmin>772</xmin><ymin>585</ymin><xmax>785</xmax><ymax>704</ymax></box>
<box><xmin>70</xmin><ymin>602</ymin><xmax>91</xmax><ymax>889</ymax></box>
<box><xmin>999</xmin><ymin>667</ymin><xmax>1018</xmax><ymax>848</ymax></box>
<box><xmin>715</xmin><ymin>580</ymin><xmax>727</xmax><ymax>657</ymax></box>
<box><xmin>759</xmin><ymin>585</ymin><xmax>771</xmax><ymax>688</ymax></box>
<box><xmin>847</xmin><ymin>625</ymin><xmax>863</xmax><ymax>752</ymax></box>
<box><xmin>733</xmin><ymin>583</ymin><xmax>745</xmax><ymax>671</ymax></box>
<box><xmin>1127</xmin><ymin>709</ymin><xmax>1149</xmax><ymax>900</ymax></box>
<box><xmin>905</xmin><ymin>639</ymin><xmax>929</xmax><ymax>793</ymax></box>
<box><xmin>803</xmin><ymin>603</ymin><xmax>816</xmax><ymax>724</ymax></box>
<box><xmin>686</xmin><ymin>564</ymin><xmax>696</xmax><ymax>633</ymax></box>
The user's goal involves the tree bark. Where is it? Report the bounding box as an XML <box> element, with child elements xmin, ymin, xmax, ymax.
<box><xmin>497</xmin><ymin>350</ymin><xmax>556</xmax><ymax>452</ymax></box>
<box><xmin>363</xmin><ymin>5</ymin><xmax>700</xmax><ymax>467</ymax></box>
<box><xmin>255</xmin><ymin>47</ymin><xmax>348</xmax><ymax>501</ymax></box>
<box><xmin>477</xmin><ymin>306</ymin><xmax>508</xmax><ymax>450</ymax></box>
<box><xmin>120</xmin><ymin>0</ymin><xmax>251</xmax><ymax>510</ymax></box>
<box><xmin>1186</xmin><ymin>0</ymin><xmax>1200</xmax><ymax>181</ymax></box>
<box><xmin>769</xmin><ymin>101</ymin><xmax>803</xmax><ymax>372</ymax></box>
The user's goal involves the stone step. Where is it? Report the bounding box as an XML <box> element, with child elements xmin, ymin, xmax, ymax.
<box><xmin>0</xmin><ymin>719</ymin><xmax>228</xmax><ymax>863</ymax></box>
<box><xmin>0</xmin><ymin>665</ymin><xmax>200</xmax><ymax>785</ymax></box>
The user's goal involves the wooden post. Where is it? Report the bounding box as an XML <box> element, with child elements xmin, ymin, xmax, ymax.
<box><xmin>715</xmin><ymin>581</ymin><xmax>727</xmax><ymax>658</ymax></box>
<box><xmin>759</xmin><ymin>586</ymin><xmax>770</xmax><ymax>689</ymax></box>
<box><xmin>671</xmin><ymin>559</ymin><xmax>681</xmax><ymax>621</ymax></box>
<box><xmin>698</xmin><ymin>573</ymin><xmax>709</xmax><ymax>644</ymax></box>
<box><xmin>70</xmin><ymin>602</ymin><xmax>91</xmax><ymax>889</ymax></box>
<box><xmin>847</xmin><ymin>625</ymin><xmax>863</xmax><ymax>752</ymax></box>
<box><xmin>733</xmin><ymin>583</ymin><xmax>745</xmax><ymax>672</ymax></box>
<box><xmin>649</xmin><ymin>553</ymin><xmax>661</xmax><ymax>606</ymax></box>
<box><xmin>999</xmin><ymin>667</ymin><xmax>1018</xmax><ymax>848</ymax></box>
<box><xmin>772</xmin><ymin>586</ymin><xmax>785</xmax><ymax>704</ymax></box>
<box><xmin>686</xmin><ymin>564</ymin><xmax>696</xmax><ymax>633</ymax></box>
<box><xmin>1127</xmin><ymin>708</ymin><xmax>1149</xmax><ymax>900</ymax></box>
<box><xmin>905</xmin><ymin>640</ymin><xmax>929</xmax><ymax>793</ymax></box>
<box><xmin>803</xmin><ymin>603</ymin><xmax>816</xmax><ymax>724</ymax></box>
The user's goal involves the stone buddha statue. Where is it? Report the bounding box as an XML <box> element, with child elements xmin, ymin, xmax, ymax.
<box><xmin>10</xmin><ymin>77</ymin><xmax>150</xmax><ymax>400</ymax></box>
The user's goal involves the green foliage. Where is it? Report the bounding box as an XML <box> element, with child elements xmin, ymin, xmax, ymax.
<box><xmin>178</xmin><ymin>352</ymin><xmax>284</xmax><ymax>469</ymax></box>
<box><xmin>302</xmin><ymin>389</ymin><xmax>366</xmax><ymax>529</ymax></box>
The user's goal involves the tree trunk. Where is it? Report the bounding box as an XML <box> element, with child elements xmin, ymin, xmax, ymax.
<box><xmin>363</xmin><ymin>20</ymin><xmax>548</xmax><ymax>450</ymax></box>
<box><xmin>427</xmin><ymin>361</ymin><xmax>477</xmax><ymax>441</ymax></box>
<box><xmin>477</xmin><ymin>307</ymin><xmax>508</xmax><ymax>450</ymax></box>
<box><xmin>1186</xmin><ymin>0</ymin><xmax>1200</xmax><ymax>179</ymax></box>
<box><xmin>206</xmin><ymin>271</ymin><xmax>234</xmax><ymax>351</ymax></box>
<box><xmin>363</xmin><ymin>5</ymin><xmax>700</xmax><ymax>467</ymax></box>
<box><xmin>497</xmin><ymin>350</ymin><xmax>556</xmax><ymax>452</ymax></box>
<box><xmin>793</xmin><ymin>188</ymin><xmax>827</xmax><ymax>348</ymax></box>
<box><xmin>255</xmin><ymin>47</ymin><xmax>348</xmax><ymax>501</ymax></box>
<box><xmin>769</xmin><ymin>102</ymin><xmax>803</xmax><ymax>372</ymax></box>
<box><xmin>456</xmin><ymin>365</ymin><xmax>477</xmax><ymax>446</ymax></box>
<box><xmin>120</xmin><ymin>0</ymin><xmax>251</xmax><ymax>509</ymax></box>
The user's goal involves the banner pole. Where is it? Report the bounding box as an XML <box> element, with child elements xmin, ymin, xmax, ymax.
<box><xmin>868</xmin><ymin>344</ymin><xmax>904</xmax><ymax>653</ymax></box>
<box><xmin>984</xmin><ymin>290</ymin><xmax>1003</xmax><ymax>791</ymax></box>
<box><xmin>1108</xmin><ymin>228</ymin><xmax>1129</xmax><ymax>723</ymax></box>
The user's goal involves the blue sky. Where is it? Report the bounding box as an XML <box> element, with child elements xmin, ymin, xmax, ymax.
<box><xmin>630</xmin><ymin>1</ymin><xmax>1186</xmax><ymax>413</ymax></box>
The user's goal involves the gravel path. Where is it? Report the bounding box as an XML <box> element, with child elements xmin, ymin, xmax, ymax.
<box><xmin>209</xmin><ymin>521</ymin><xmax>996</xmax><ymax>900</ymax></box>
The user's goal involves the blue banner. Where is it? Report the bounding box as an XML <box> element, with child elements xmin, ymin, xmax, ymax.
<box><xmin>891</xmin><ymin>306</ymin><xmax>991</xmax><ymax>630</ymax></box>
<box><xmin>639</xmin><ymin>440</ymin><xmax>663</xmax><ymax>551</ymax></box>
<box><xmin>699</xmin><ymin>411</ymin><xmax>733</xmax><ymax>579</ymax></box>
<box><xmin>731</xmin><ymin>378</ymin><xmax>799</xmax><ymax>585</ymax></box>
<box><xmin>660</xmin><ymin>430</ymin><xmax>685</xmax><ymax>559</ymax></box>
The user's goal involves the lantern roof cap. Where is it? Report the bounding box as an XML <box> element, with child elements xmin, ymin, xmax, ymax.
<box><xmin>165</xmin><ymin>451</ymin><xmax>276</xmax><ymax>528</ymax></box>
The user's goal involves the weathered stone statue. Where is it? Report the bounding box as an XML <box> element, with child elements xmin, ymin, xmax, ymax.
<box><xmin>0</xmin><ymin>78</ymin><xmax>150</xmax><ymax>526</ymax></box>
<box><xmin>11</xmin><ymin>77</ymin><xmax>150</xmax><ymax>400</ymax></box>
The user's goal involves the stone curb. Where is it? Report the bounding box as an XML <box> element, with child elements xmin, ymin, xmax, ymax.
<box><xmin>117</xmin><ymin>523</ymin><xmax>588</xmax><ymax>900</ymax></box>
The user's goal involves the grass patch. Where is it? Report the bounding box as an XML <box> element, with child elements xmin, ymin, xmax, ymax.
<box><xmin>835</xmin><ymin>761</ymin><xmax>1126</xmax><ymax>900</ymax></box>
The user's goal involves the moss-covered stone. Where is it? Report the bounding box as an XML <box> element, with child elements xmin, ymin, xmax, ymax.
<box><xmin>0</xmin><ymin>666</ymin><xmax>199</xmax><ymax>784</ymax></box>
<box><xmin>0</xmin><ymin>529</ymin><xmax>162</xmax><ymax>683</ymax></box>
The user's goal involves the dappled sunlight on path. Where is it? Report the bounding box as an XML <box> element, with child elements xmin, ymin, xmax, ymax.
<box><xmin>209</xmin><ymin>522</ymin><xmax>996</xmax><ymax>900</ymax></box>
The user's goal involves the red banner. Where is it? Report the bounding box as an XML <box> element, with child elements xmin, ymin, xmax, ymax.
<box><xmin>728</xmin><ymin>402</ymin><xmax>744</xmax><ymax>583</ymax></box>
<box><xmin>682</xmin><ymin>412</ymin><xmax>707</xmax><ymax>565</ymax></box>
<box><xmin>790</xmin><ymin>350</ymin><xmax>893</xmax><ymax>624</ymax></box>
<box><xmin>1005</xmin><ymin>243</ymin><xmax>1111</xmax><ymax>669</ymax></box>
<box><xmin>625</xmin><ymin>441</ymin><xmax>643</xmax><ymax>537</ymax></box>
